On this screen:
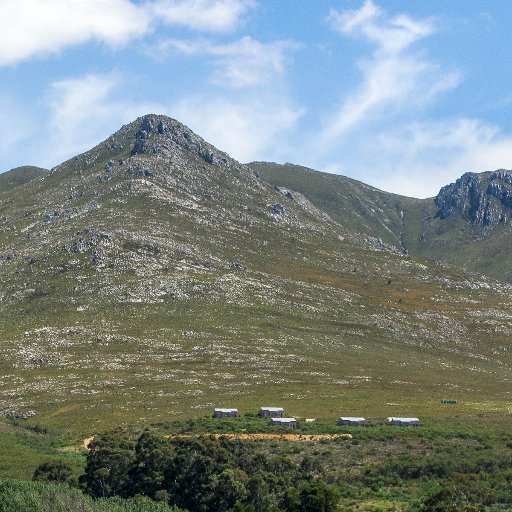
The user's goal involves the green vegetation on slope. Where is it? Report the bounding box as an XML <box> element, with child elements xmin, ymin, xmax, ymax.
<box><xmin>0</xmin><ymin>117</ymin><xmax>510</xmax><ymax>436</ymax></box>
<box><xmin>0</xmin><ymin>480</ymin><xmax>177</xmax><ymax>512</ymax></box>
<box><xmin>1</xmin><ymin>413</ymin><xmax>512</xmax><ymax>511</ymax></box>
<box><xmin>0</xmin><ymin>166</ymin><xmax>48</xmax><ymax>193</ymax></box>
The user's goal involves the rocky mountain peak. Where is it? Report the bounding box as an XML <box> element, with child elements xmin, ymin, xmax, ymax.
<box><xmin>130</xmin><ymin>114</ymin><xmax>231</xmax><ymax>168</ymax></box>
<box><xmin>434</xmin><ymin>169</ymin><xmax>512</xmax><ymax>225</ymax></box>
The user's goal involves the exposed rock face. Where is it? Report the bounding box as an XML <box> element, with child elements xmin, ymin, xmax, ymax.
<box><xmin>131</xmin><ymin>114</ymin><xmax>225</xmax><ymax>167</ymax></box>
<box><xmin>435</xmin><ymin>170</ymin><xmax>512</xmax><ymax>225</ymax></box>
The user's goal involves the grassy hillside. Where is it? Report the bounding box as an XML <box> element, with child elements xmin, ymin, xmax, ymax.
<box><xmin>249</xmin><ymin>161</ymin><xmax>418</xmax><ymax>252</ymax></box>
<box><xmin>0</xmin><ymin>116</ymin><xmax>510</xmax><ymax>438</ymax></box>
<box><xmin>251</xmin><ymin>161</ymin><xmax>512</xmax><ymax>283</ymax></box>
<box><xmin>0</xmin><ymin>166</ymin><xmax>48</xmax><ymax>193</ymax></box>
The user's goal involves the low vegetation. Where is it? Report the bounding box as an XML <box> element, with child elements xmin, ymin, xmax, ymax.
<box><xmin>1</xmin><ymin>416</ymin><xmax>511</xmax><ymax>511</ymax></box>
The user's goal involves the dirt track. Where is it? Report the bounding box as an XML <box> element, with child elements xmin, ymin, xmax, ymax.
<box><xmin>166</xmin><ymin>433</ymin><xmax>353</xmax><ymax>442</ymax></box>
<box><xmin>81</xmin><ymin>432</ymin><xmax>353</xmax><ymax>450</ymax></box>
<box><xmin>83</xmin><ymin>436</ymin><xmax>94</xmax><ymax>449</ymax></box>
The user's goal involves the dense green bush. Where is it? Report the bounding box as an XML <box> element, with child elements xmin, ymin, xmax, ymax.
<box><xmin>0</xmin><ymin>480</ymin><xmax>178</xmax><ymax>512</ymax></box>
<box><xmin>81</xmin><ymin>430</ymin><xmax>341</xmax><ymax>512</ymax></box>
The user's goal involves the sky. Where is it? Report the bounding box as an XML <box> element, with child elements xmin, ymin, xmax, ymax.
<box><xmin>1</xmin><ymin>0</ymin><xmax>512</xmax><ymax>198</ymax></box>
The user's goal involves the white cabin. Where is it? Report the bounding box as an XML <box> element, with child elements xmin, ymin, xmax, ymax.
<box><xmin>259</xmin><ymin>407</ymin><xmax>284</xmax><ymax>417</ymax></box>
<box><xmin>338</xmin><ymin>417</ymin><xmax>367</xmax><ymax>427</ymax></box>
<box><xmin>213</xmin><ymin>408</ymin><xmax>239</xmax><ymax>418</ymax></box>
<box><xmin>270</xmin><ymin>417</ymin><xmax>297</xmax><ymax>428</ymax></box>
<box><xmin>388</xmin><ymin>417</ymin><xmax>420</xmax><ymax>427</ymax></box>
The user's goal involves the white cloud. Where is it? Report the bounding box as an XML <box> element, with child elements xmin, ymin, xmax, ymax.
<box><xmin>43</xmin><ymin>73</ymin><xmax>164</xmax><ymax>166</ymax></box>
<box><xmin>328</xmin><ymin>0</ymin><xmax>433</xmax><ymax>53</ymax></box>
<box><xmin>0</xmin><ymin>0</ymin><xmax>151</xmax><ymax>66</ymax></box>
<box><xmin>172</xmin><ymin>94</ymin><xmax>304</xmax><ymax>162</ymax></box>
<box><xmin>152</xmin><ymin>36</ymin><xmax>298</xmax><ymax>88</ymax></box>
<box><xmin>316</xmin><ymin>118</ymin><xmax>512</xmax><ymax>198</ymax></box>
<box><xmin>323</xmin><ymin>0</ymin><xmax>460</xmax><ymax>141</ymax></box>
<box><xmin>151</xmin><ymin>0</ymin><xmax>255</xmax><ymax>33</ymax></box>
<box><xmin>0</xmin><ymin>0</ymin><xmax>253</xmax><ymax>66</ymax></box>
<box><xmin>300</xmin><ymin>0</ymin><xmax>491</xmax><ymax>198</ymax></box>
<box><xmin>363</xmin><ymin>119</ymin><xmax>512</xmax><ymax>197</ymax></box>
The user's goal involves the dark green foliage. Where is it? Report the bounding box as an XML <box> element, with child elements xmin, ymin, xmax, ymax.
<box><xmin>32</xmin><ymin>460</ymin><xmax>74</xmax><ymax>484</ymax></box>
<box><xmin>82</xmin><ymin>430</ymin><xmax>343</xmax><ymax>512</ymax></box>
<box><xmin>4</xmin><ymin>419</ymin><xmax>512</xmax><ymax>512</ymax></box>
<box><xmin>81</xmin><ymin>429</ymin><xmax>135</xmax><ymax>498</ymax></box>
<box><xmin>421</xmin><ymin>473</ymin><xmax>504</xmax><ymax>512</ymax></box>
<box><xmin>293</xmin><ymin>481</ymin><xmax>339</xmax><ymax>512</ymax></box>
<box><xmin>0</xmin><ymin>480</ymin><xmax>177</xmax><ymax>512</ymax></box>
<box><xmin>129</xmin><ymin>430</ymin><xmax>174</xmax><ymax>499</ymax></box>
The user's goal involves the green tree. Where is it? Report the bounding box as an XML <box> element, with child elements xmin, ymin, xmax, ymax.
<box><xmin>81</xmin><ymin>429</ymin><xmax>135</xmax><ymax>498</ymax></box>
<box><xmin>423</xmin><ymin>473</ymin><xmax>498</xmax><ymax>511</ymax></box>
<box><xmin>207</xmin><ymin>468</ymin><xmax>248</xmax><ymax>512</ymax></box>
<box><xmin>129</xmin><ymin>430</ymin><xmax>174</xmax><ymax>499</ymax></box>
<box><xmin>295</xmin><ymin>482</ymin><xmax>339</xmax><ymax>512</ymax></box>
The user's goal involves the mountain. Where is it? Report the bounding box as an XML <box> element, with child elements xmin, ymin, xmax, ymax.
<box><xmin>0</xmin><ymin>115</ymin><xmax>511</xmax><ymax>433</ymax></box>
<box><xmin>249</xmin><ymin>162</ymin><xmax>512</xmax><ymax>282</ymax></box>
<box><xmin>0</xmin><ymin>166</ymin><xmax>48</xmax><ymax>193</ymax></box>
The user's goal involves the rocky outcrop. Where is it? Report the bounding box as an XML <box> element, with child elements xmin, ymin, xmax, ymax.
<box><xmin>435</xmin><ymin>170</ymin><xmax>512</xmax><ymax>225</ymax></box>
<box><xmin>131</xmin><ymin>114</ymin><xmax>229</xmax><ymax>167</ymax></box>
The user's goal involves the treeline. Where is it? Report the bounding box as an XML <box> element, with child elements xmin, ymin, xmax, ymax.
<box><xmin>79</xmin><ymin>429</ymin><xmax>339</xmax><ymax>512</ymax></box>
<box><xmin>10</xmin><ymin>425</ymin><xmax>512</xmax><ymax>511</ymax></box>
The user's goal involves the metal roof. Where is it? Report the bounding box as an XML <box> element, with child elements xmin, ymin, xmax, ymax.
<box><xmin>388</xmin><ymin>417</ymin><xmax>419</xmax><ymax>422</ymax></box>
<box><xmin>260</xmin><ymin>407</ymin><xmax>284</xmax><ymax>411</ymax></box>
<box><xmin>270</xmin><ymin>417</ymin><xmax>296</xmax><ymax>422</ymax></box>
<box><xmin>214</xmin><ymin>408</ymin><xmax>238</xmax><ymax>413</ymax></box>
<box><xmin>339</xmin><ymin>417</ymin><xmax>366</xmax><ymax>421</ymax></box>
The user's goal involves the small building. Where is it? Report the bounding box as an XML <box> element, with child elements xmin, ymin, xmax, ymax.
<box><xmin>440</xmin><ymin>399</ymin><xmax>457</xmax><ymax>405</ymax></box>
<box><xmin>338</xmin><ymin>417</ymin><xmax>367</xmax><ymax>427</ymax></box>
<box><xmin>213</xmin><ymin>408</ymin><xmax>239</xmax><ymax>418</ymax></box>
<box><xmin>388</xmin><ymin>417</ymin><xmax>420</xmax><ymax>427</ymax></box>
<box><xmin>259</xmin><ymin>407</ymin><xmax>284</xmax><ymax>418</ymax></box>
<box><xmin>270</xmin><ymin>417</ymin><xmax>298</xmax><ymax>428</ymax></box>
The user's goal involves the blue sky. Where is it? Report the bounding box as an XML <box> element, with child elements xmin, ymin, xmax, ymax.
<box><xmin>1</xmin><ymin>0</ymin><xmax>512</xmax><ymax>197</ymax></box>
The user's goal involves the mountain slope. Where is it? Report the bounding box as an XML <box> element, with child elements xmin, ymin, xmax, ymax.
<box><xmin>250</xmin><ymin>162</ymin><xmax>512</xmax><ymax>282</ymax></box>
<box><xmin>405</xmin><ymin>170</ymin><xmax>512</xmax><ymax>282</ymax></box>
<box><xmin>249</xmin><ymin>161</ymin><xmax>419</xmax><ymax>253</ymax></box>
<box><xmin>0</xmin><ymin>166</ymin><xmax>48</xmax><ymax>193</ymax></box>
<box><xmin>0</xmin><ymin>115</ymin><xmax>511</xmax><ymax>433</ymax></box>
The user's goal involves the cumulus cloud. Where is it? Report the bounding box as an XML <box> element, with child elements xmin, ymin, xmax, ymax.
<box><xmin>0</xmin><ymin>0</ymin><xmax>253</xmax><ymax>66</ymax></box>
<box><xmin>362</xmin><ymin>119</ymin><xmax>512</xmax><ymax>197</ymax></box>
<box><xmin>172</xmin><ymin>94</ymin><xmax>304</xmax><ymax>162</ymax></box>
<box><xmin>0</xmin><ymin>0</ymin><xmax>150</xmax><ymax>66</ymax></box>
<box><xmin>323</xmin><ymin>0</ymin><xmax>460</xmax><ymax>141</ymax></box>
<box><xmin>152</xmin><ymin>36</ymin><xmax>298</xmax><ymax>88</ymax></box>
<box><xmin>151</xmin><ymin>0</ymin><xmax>255</xmax><ymax>33</ymax></box>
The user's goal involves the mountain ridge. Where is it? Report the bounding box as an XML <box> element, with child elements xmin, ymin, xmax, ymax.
<box><xmin>249</xmin><ymin>161</ymin><xmax>512</xmax><ymax>282</ymax></box>
<box><xmin>0</xmin><ymin>165</ymin><xmax>49</xmax><ymax>193</ymax></box>
<box><xmin>0</xmin><ymin>114</ymin><xmax>510</xmax><ymax>432</ymax></box>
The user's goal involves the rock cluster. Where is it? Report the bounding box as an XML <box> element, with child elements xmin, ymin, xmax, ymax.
<box><xmin>435</xmin><ymin>169</ymin><xmax>512</xmax><ymax>225</ymax></box>
<box><xmin>131</xmin><ymin>114</ymin><xmax>227</xmax><ymax>167</ymax></box>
